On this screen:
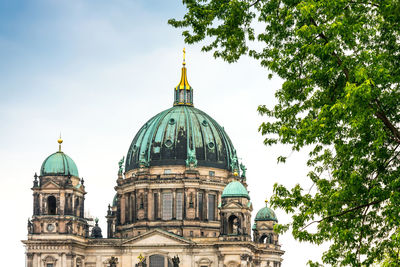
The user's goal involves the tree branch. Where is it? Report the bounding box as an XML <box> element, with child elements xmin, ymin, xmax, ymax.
<box><xmin>249</xmin><ymin>0</ymin><xmax>261</xmax><ymax>7</ymax></box>
<box><xmin>309</xmin><ymin>18</ymin><xmax>350</xmax><ymax>81</ymax></box>
<box><xmin>375</xmin><ymin>109</ymin><xmax>400</xmax><ymax>144</ymax></box>
<box><xmin>300</xmin><ymin>199</ymin><xmax>383</xmax><ymax>231</ymax></box>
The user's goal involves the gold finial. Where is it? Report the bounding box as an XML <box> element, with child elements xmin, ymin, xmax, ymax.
<box><xmin>138</xmin><ymin>254</ymin><xmax>144</xmax><ymax>262</ymax></box>
<box><xmin>265</xmin><ymin>198</ymin><xmax>268</xmax><ymax>205</ymax></box>
<box><xmin>183</xmin><ymin>48</ymin><xmax>186</xmax><ymax>66</ymax></box>
<box><xmin>233</xmin><ymin>170</ymin><xmax>239</xmax><ymax>176</ymax></box>
<box><xmin>58</xmin><ymin>133</ymin><xmax>63</xmax><ymax>152</ymax></box>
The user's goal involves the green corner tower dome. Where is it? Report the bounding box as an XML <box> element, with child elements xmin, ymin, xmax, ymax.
<box><xmin>255</xmin><ymin>202</ymin><xmax>278</xmax><ymax>222</ymax></box>
<box><xmin>125</xmin><ymin>53</ymin><xmax>238</xmax><ymax>172</ymax></box>
<box><xmin>221</xmin><ymin>181</ymin><xmax>250</xmax><ymax>199</ymax></box>
<box><xmin>40</xmin><ymin>138</ymin><xmax>79</xmax><ymax>177</ymax></box>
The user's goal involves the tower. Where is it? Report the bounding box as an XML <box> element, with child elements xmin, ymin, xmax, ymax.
<box><xmin>219</xmin><ymin>181</ymin><xmax>253</xmax><ymax>242</ymax></box>
<box><xmin>24</xmin><ymin>138</ymin><xmax>90</xmax><ymax>267</ymax></box>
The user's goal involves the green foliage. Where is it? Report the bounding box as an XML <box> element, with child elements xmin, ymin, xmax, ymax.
<box><xmin>170</xmin><ymin>0</ymin><xmax>400</xmax><ymax>266</ymax></box>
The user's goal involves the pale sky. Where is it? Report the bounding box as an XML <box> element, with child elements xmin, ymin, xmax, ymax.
<box><xmin>0</xmin><ymin>0</ymin><xmax>327</xmax><ymax>266</ymax></box>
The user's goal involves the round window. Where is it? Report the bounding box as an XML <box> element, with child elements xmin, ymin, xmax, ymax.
<box><xmin>169</xmin><ymin>118</ymin><xmax>176</xmax><ymax>125</ymax></box>
<box><xmin>208</xmin><ymin>142</ymin><xmax>215</xmax><ymax>149</ymax></box>
<box><xmin>165</xmin><ymin>139</ymin><xmax>173</xmax><ymax>147</ymax></box>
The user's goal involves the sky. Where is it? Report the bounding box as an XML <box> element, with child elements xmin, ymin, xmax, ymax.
<box><xmin>0</xmin><ymin>0</ymin><xmax>327</xmax><ymax>266</ymax></box>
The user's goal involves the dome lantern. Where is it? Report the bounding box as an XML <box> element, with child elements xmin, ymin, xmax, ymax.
<box><xmin>174</xmin><ymin>48</ymin><xmax>193</xmax><ymax>106</ymax></box>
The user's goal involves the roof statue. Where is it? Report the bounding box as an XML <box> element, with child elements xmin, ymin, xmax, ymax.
<box><xmin>118</xmin><ymin>156</ymin><xmax>125</xmax><ymax>175</ymax></box>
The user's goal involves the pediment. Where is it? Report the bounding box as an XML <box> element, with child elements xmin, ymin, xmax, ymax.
<box><xmin>122</xmin><ymin>229</ymin><xmax>193</xmax><ymax>247</ymax></box>
<box><xmin>41</xmin><ymin>180</ymin><xmax>61</xmax><ymax>189</ymax></box>
<box><xmin>223</xmin><ymin>202</ymin><xmax>242</xmax><ymax>209</ymax></box>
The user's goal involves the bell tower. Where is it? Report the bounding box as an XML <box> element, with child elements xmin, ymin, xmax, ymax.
<box><xmin>25</xmin><ymin>138</ymin><xmax>89</xmax><ymax>267</ymax></box>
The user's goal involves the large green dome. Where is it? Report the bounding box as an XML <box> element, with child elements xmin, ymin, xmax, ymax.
<box><xmin>40</xmin><ymin>151</ymin><xmax>79</xmax><ymax>177</ymax></box>
<box><xmin>255</xmin><ymin>204</ymin><xmax>278</xmax><ymax>222</ymax></box>
<box><xmin>125</xmin><ymin>105</ymin><xmax>237</xmax><ymax>172</ymax></box>
<box><xmin>221</xmin><ymin>181</ymin><xmax>250</xmax><ymax>199</ymax></box>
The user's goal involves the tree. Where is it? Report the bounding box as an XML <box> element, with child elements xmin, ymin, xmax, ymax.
<box><xmin>169</xmin><ymin>0</ymin><xmax>400</xmax><ymax>266</ymax></box>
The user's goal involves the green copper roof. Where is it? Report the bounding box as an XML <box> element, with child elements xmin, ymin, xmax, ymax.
<box><xmin>125</xmin><ymin>105</ymin><xmax>237</xmax><ymax>171</ymax></box>
<box><xmin>112</xmin><ymin>194</ymin><xmax>118</xmax><ymax>206</ymax></box>
<box><xmin>221</xmin><ymin>181</ymin><xmax>250</xmax><ymax>199</ymax></box>
<box><xmin>255</xmin><ymin>204</ymin><xmax>278</xmax><ymax>222</ymax></box>
<box><xmin>40</xmin><ymin>151</ymin><xmax>79</xmax><ymax>177</ymax></box>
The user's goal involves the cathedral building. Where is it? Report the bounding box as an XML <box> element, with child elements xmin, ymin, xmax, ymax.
<box><xmin>22</xmin><ymin>53</ymin><xmax>284</xmax><ymax>267</ymax></box>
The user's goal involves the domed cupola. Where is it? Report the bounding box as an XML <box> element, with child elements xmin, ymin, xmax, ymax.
<box><xmin>222</xmin><ymin>181</ymin><xmax>250</xmax><ymax>199</ymax></box>
<box><xmin>253</xmin><ymin>200</ymin><xmax>279</xmax><ymax>246</ymax></box>
<box><xmin>40</xmin><ymin>138</ymin><xmax>79</xmax><ymax>177</ymax></box>
<box><xmin>255</xmin><ymin>201</ymin><xmax>278</xmax><ymax>222</ymax></box>
<box><xmin>125</xmin><ymin>50</ymin><xmax>238</xmax><ymax>173</ymax></box>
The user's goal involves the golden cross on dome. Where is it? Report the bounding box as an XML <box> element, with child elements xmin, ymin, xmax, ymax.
<box><xmin>183</xmin><ymin>48</ymin><xmax>186</xmax><ymax>65</ymax></box>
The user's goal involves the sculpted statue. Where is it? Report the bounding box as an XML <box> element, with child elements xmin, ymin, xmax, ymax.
<box><xmin>240</xmin><ymin>163</ymin><xmax>247</xmax><ymax>178</ymax></box>
<box><xmin>27</xmin><ymin>219</ymin><xmax>33</xmax><ymax>234</ymax></box>
<box><xmin>232</xmin><ymin>218</ymin><xmax>241</xmax><ymax>235</ymax></box>
<box><xmin>108</xmin><ymin>256</ymin><xmax>118</xmax><ymax>267</ymax></box>
<box><xmin>118</xmin><ymin>156</ymin><xmax>125</xmax><ymax>174</ymax></box>
<box><xmin>66</xmin><ymin>221</ymin><xmax>73</xmax><ymax>234</ymax></box>
<box><xmin>172</xmin><ymin>256</ymin><xmax>180</xmax><ymax>267</ymax></box>
<box><xmin>230</xmin><ymin>151</ymin><xmax>239</xmax><ymax>173</ymax></box>
<box><xmin>186</xmin><ymin>149</ymin><xmax>197</xmax><ymax>168</ymax></box>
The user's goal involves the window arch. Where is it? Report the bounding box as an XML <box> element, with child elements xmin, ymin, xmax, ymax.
<box><xmin>227</xmin><ymin>215</ymin><xmax>239</xmax><ymax>235</ymax></box>
<box><xmin>47</xmin><ymin>196</ymin><xmax>57</xmax><ymax>215</ymax></box>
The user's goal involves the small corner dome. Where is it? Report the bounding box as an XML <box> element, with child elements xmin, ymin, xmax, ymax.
<box><xmin>40</xmin><ymin>151</ymin><xmax>79</xmax><ymax>177</ymax></box>
<box><xmin>255</xmin><ymin>204</ymin><xmax>278</xmax><ymax>222</ymax></box>
<box><xmin>222</xmin><ymin>181</ymin><xmax>249</xmax><ymax>199</ymax></box>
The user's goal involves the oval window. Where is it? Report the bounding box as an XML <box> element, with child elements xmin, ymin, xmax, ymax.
<box><xmin>165</xmin><ymin>139</ymin><xmax>173</xmax><ymax>147</ymax></box>
<box><xmin>208</xmin><ymin>142</ymin><xmax>215</xmax><ymax>149</ymax></box>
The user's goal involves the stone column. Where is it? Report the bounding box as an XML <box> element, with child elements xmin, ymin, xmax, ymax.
<box><xmin>60</xmin><ymin>191</ymin><xmax>65</xmax><ymax>215</ymax></box>
<box><xmin>26</xmin><ymin>253</ymin><xmax>33</xmax><ymax>267</ymax></box>
<box><xmin>183</xmin><ymin>188</ymin><xmax>188</xmax><ymax>219</ymax></box>
<box><xmin>195</xmin><ymin>189</ymin><xmax>198</xmax><ymax>219</ymax></box>
<box><xmin>217</xmin><ymin>255</ymin><xmax>224</xmax><ymax>267</ymax></box>
<box><xmin>120</xmin><ymin>194</ymin><xmax>126</xmax><ymax>224</ymax></box>
<box><xmin>126</xmin><ymin>193</ymin><xmax>131</xmax><ymax>224</ymax></box>
<box><xmin>205</xmin><ymin>190</ymin><xmax>209</xmax><ymax>221</ymax></box>
<box><xmin>240</xmin><ymin>254</ymin><xmax>248</xmax><ymax>267</ymax></box>
<box><xmin>172</xmin><ymin>189</ymin><xmax>177</xmax><ymax>219</ymax></box>
<box><xmin>158</xmin><ymin>190</ymin><xmax>162</xmax><ymax>219</ymax></box>
<box><xmin>144</xmin><ymin>189</ymin><xmax>148</xmax><ymax>220</ymax></box>
<box><xmin>148</xmin><ymin>189</ymin><xmax>153</xmax><ymax>220</ymax></box>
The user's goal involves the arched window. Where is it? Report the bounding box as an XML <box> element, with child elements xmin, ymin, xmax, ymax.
<box><xmin>259</xmin><ymin>234</ymin><xmax>267</xmax><ymax>243</ymax></box>
<box><xmin>47</xmin><ymin>196</ymin><xmax>57</xmax><ymax>215</ymax></box>
<box><xmin>149</xmin><ymin>255</ymin><xmax>164</xmax><ymax>267</ymax></box>
<box><xmin>228</xmin><ymin>215</ymin><xmax>239</xmax><ymax>235</ymax></box>
<box><xmin>259</xmin><ymin>233</ymin><xmax>273</xmax><ymax>244</ymax></box>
